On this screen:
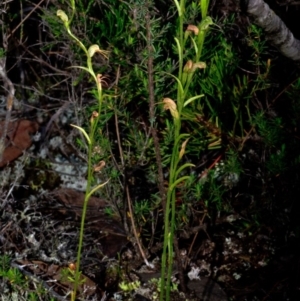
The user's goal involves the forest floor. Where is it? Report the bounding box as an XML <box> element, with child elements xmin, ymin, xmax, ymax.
<box><xmin>0</xmin><ymin>111</ymin><xmax>299</xmax><ymax>301</ymax></box>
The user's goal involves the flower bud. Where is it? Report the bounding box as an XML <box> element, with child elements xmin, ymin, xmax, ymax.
<box><xmin>186</xmin><ymin>24</ymin><xmax>199</xmax><ymax>35</ymax></box>
<box><xmin>163</xmin><ymin>98</ymin><xmax>179</xmax><ymax>119</ymax></box>
<box><xmin>183</xmin><ymin>60</ymin><xmax>193</xmax><ymax>73</ymax></box>
<box><xmin>90</xmin><ymin>111</ymin><xmax>99</xmax><ymax>124</ymax></box>
<box><xmin>57</xmin><ymin>10</ymin><xmax>68</xmax><ymax>23</ymax></box>
<box><xmin>179</xmin><ymin>139</ymin><xmax>189</xmax><ymax>159</ymax></box>
<box><xmin>87</xmin><ymin>45</ymin><xmax>109</xmax><ymax>59</ymax></box>
<box><xmin>88</xmin><ymin>45</ymin><xmax>101</xmax><ymax>58</ymax></box>
<box><xmin>94</xmin><ymin>160</ymin><xmax>105</xmax><ymax>172</ymax></box>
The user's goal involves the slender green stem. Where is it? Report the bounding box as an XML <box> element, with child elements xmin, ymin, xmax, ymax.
<box><xmin>57</xmin><ymin>4</ymin><xmax>107</xmax><ymax>300</ymax></box>
<box><xmin>73</xmin><ymin>141</ymin><xmax>93</xmax><ymax>295</ymax></box>
<box><xmin>72</xmin><ymin>82</ymin><xmax>103</xmax><ymax>298</ymax></box>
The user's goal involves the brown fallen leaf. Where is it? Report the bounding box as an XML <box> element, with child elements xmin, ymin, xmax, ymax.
<box><xmin>53</xmin><ymin>188</ymin><xmax>128</xmax><ymax>256</ymax></box>
<box><xmin>0</xmin><ymin>120</ymin><xmax>39</xmax><ymax>168</ymax></box>
<box><xmin>53</xmin><ymin>188</ymin><xmax>107</xmax><ymax>219</ymax></box>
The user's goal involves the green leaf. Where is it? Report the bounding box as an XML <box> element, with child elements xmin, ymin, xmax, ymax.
<box><xmin>68</xmin><ymin>65</ymin><xmax>90</xmax><ymax>73</ymax></box>
<box><xmin>175</xmin><ymin>133</ymin><xmax>190</xmax><ymax>147</ymax></box>
<box><xmin>184</xmin><ymin>94</ymin><xmax>205</xmax><ymax>107</ymax></box>
<box><xmin>190</xmin><ymin>37</ymin><xmax>198</xmax><ymax>55</ymax></box>
<box><xmin>87</xmin><ymin>179</ymin><xmax>110</xmax><ymax>199</ymax></box>
<box><xmin>173</xmin><ymin>0</ymin><xmax>182</xmax><ymax>16</ymax></box>
<box><xmin>169</xmin><ymin>176</ymin><xmax>191</xmax><ymax>192</ymax></box>
<box><xmin>70</xmin><ymin>124</ymin><xmax>91</xmax><ymax>144</ymax></box>
<box><xmin>164</xmin><ymin>72</ymin><xmax>184</xmax><ymax>100</ymax></box>
<box><xmin>174</xmin><ymin>37</ymin><xmax>182</xmax><ymax>64</ymax></box>
<box><xmin>175</xmin><ymin>163</ymin><xmax>195</xmax><ymax>179</ymax></box>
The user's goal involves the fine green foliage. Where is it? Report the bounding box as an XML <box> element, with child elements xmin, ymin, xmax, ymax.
<box><xmin>0</xmin><ymin>255</ymin><xmax>55</xmax><ymax>301</ymax></box>
<box><xmin>0</xmin><ymin>255</ymin><xmax>25</xmax><ymax>287</ymax></box>
<box><xmin>253</xmin><ymin>111</ymin><xmax>284</xmax><ymax>148</ymax></box>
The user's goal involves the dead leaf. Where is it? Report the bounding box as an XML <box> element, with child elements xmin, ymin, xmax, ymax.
<box><xmin>53</xmin><ymin>188</ymin><xmax>128</xmax><ymax>256</ymax></box>
<box><xmin>0</xmin><ymin>120</ymin><xmax>39</xmax><ymax>168</ymax></box>
<box><xmin>53</xmin><ymin>188</ymin><xmax>108</xmax><ymax>219</ymax></box>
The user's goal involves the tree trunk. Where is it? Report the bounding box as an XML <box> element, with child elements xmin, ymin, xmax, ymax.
<box><xmin>241</xmin><ymin>0</ymin><xmax>300</xmax><ymax>62</ymax></box>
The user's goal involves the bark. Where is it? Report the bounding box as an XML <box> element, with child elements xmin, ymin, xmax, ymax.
<box><xmin>242</xmin><ymin>0</ymin><xmax>300</xmax><ymax>62</ymax></box>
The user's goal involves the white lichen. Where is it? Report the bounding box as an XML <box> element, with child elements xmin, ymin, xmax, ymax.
<box><xmin>187</xmin><ymin>266</ymin><xmax>201</xmax><ymax>281</ymax></box>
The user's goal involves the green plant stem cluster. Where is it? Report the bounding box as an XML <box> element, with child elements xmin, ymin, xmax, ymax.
<box><xmin>159</xmin><ymin>1</ymin><xmax>212</xmax><ymax>300</ymax></box>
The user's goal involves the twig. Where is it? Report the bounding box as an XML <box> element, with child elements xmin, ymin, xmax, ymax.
<box><xmin>125</xmin><ymin>185</ymin><xmax>154</xmax><ymax>268</ymax></box>
<box><xmin>7</xmin><ymin>0</ymin><xmax>46</xmax><ymax>39</ymax></box>
<box><xmin>113</xmin><ymin>66</ymin><xmax>125</xmax><ymax>168</ymax></box>
<box><xmin>0</xmin><ymin>40</ymin><xmax>15</xmax><ymax>163</ymax></box>
<box><xmin>43</xmin><ymin>101</ymin><xmax>70</xmax><ymax>140</ymax></box>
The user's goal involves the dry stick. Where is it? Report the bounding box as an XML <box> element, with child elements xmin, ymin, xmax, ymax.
<box><xmin>111</xmin><ymin>66</ymin><xmax>148</xmax><ymax>261</ymax></box>
<box><xmin>7</xmin><ymin>0</ymin><xmax>45</xmax><ymax>39</ymax></box>
<box><xmin>109</xmin><ymin>66</ymin><xmax>129</xmax><ymax>228</ymax></box>
<box><xmin>0</xmin><ymin>11</ymin><xmax>9</xmax><ymax>162</ymax></box>
<box><xmin>0</xmin><ymin>61</ymin><xmax>15</xmax><ymax>163</ymax></box>
<box><xmin>125</xmin><ymin>185</ymin><xmax>153</xmax><ymax>268</ymax></box>
<box><xmin>43</xmin><ymin>101</ymin><xmax>70</xmax><ymax>139</ymax></box>
<box><xmin>1</xmin><ymin>165</ymin><xmax>23</xmax><ymax>209</ymax></box>
<box><xmin>114</xmin><ymin>66</ymin><xmax>125</xmax><ymax>168</ymax></box>
<box><xmin>20</xmin><ymin>43</ymin><xmax>69</xmax><ymax>75</ymax></box>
